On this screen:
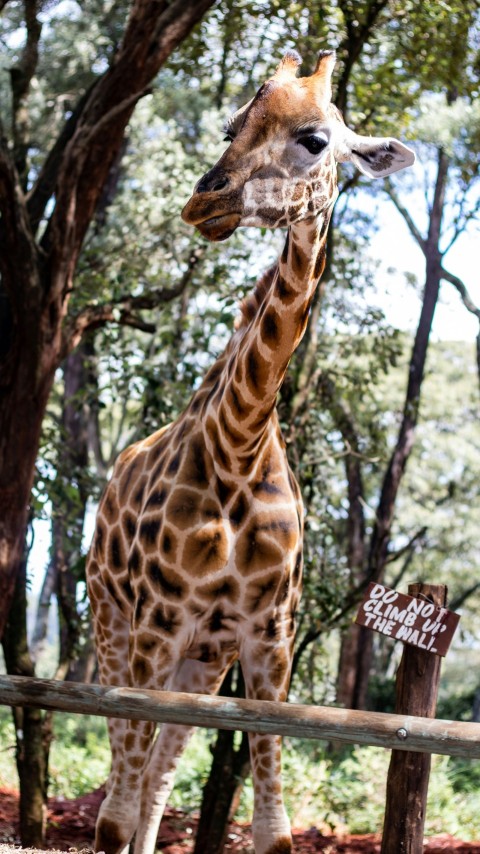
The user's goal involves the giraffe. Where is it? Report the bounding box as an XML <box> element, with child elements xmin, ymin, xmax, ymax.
<box><xmin>87</xmin><ymin>49</ymin><xmax>414</xmax><ymax>854</ymax></box>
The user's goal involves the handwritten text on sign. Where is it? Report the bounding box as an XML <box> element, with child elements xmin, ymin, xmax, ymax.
<box><xmin>355</xmin><ymin>583</ymin><xmax>460</xmax><ymax>656</ymax></box>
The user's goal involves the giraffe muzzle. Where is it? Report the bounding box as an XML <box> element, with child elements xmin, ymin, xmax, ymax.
<box><xmin>194</xmin><ymin>212</ymin><xmax>242</xmax><ymax>242</ymax></box>
<box><xmin>181</xmin><ymin>190</ymin><xmax>242</xmax><ymax>241</ymax></box>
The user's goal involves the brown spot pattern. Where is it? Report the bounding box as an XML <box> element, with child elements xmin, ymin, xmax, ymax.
<box><xmin>182</xmin><ymin>524</ymin><xmax>228</xmax><ymax>575</ymax></box>
<box><xmin>196</xmin><ymin>575</ymin><xmax>240</xmax><ymax>603</ymax></box>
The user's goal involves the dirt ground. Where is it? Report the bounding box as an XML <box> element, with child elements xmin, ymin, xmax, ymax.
<box><xmin>1</xmin><ymin>787</ymin><xmax>479</xmax><ymax>853</ymax></box>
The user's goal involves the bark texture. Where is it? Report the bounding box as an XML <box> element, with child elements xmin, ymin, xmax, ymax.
<box><xmin>2</xmin><ymin>557</ymin><xmax>50</xmax><ymax>847</ymax></box>
<box><xmin>381</xmin><ymin>584</ymin><xmax>446</xmax><ymax>854</ymax></box>
<box><xmin>0</xmin><ymin>0</ymin><xmax>216</xmax><ymax>643</ymax></box>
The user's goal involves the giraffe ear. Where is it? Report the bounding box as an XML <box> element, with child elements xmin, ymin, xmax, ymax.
<box><xmin>339</xmin><ymin>132</ymin><xmax>416</xmax><ymax>178</ymax></box>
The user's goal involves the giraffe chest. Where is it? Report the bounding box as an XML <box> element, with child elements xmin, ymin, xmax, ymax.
<box><xmin>116</xmin><ymin>426</ymin><xmax>304</xmax><ymax>658</ymax></box>
<box><xmin>136</xmin><ymin>473</ymin><xmax>302</xmax><ymax>582</ymax></box>
<box><xmin>134</xmin><ymin>423</ymin><xmax>302</xmax><ymax>578</ymax></box>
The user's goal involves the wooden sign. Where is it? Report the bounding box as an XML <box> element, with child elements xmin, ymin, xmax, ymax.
<box><xmin>355</xmin><ymin>583</ymin><xmax>460</xmax><ymax>656</ymax></box>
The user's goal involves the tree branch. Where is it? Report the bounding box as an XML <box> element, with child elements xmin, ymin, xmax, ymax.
<box><xmin>440</xmin><ymin>267</ymin><xmax>480</xmax><ymax>323</ymax></box>
<box><xmin>441</xmin><ymin>266</ymin><xmax>480</xmax><ymax>391</ymax></box>
<box><xmin>9</xmin><ymin>0</ymin><xmax>42</xmax><ymax>187</ymax></box>
<box><xmin>367</xmin><ymin>149</ymin><xmax>451</xmax><ymax>583</ymax></box>
<box><xmin>336</xmin><ymin>0</ymin><xmax>390</xmax><ymax>119</ymax></box>
<box><xmin>384</xmin><ymin>178</ymin><xmax>427</xmax><ymax>251</ymax></box>
<box><xmin>62</xmin><ymin>247</ymin><xmax>204</xmax><ymax>359</ymax></box>
<box><xmin>450</xmin><ymin>581</ymin><xmax>480</xmax><ymax>612</ymax></box>
<box><xmin>0</xmin><ymin>131</ymin><xmax>40</xmax><ymax>313</ymax></box>
<box><xmin>62</xmin><ymin>292</ymin><xmax>165</xmax><ymax>359</ymax></box>
<box><xmin>27</xmin><ymin>83</ymin><xmax>96</xmax><ymax>234</ymax></box>
<box><xmin>441</xmin><ymin>189</ymin><xmax>480</xmax><ymax>257</ymax></box>
<box><xmin>319</xmin><ymin>372</ymin><xmax>366</xmax><ymax>573</ymax></box>
<box><xmin>292</xmin><ymin>568</ymin><xmax>379</xmax><ymax>676</ymax></box>
<box><xmin>385</xmin><ymin>526</ymin><xmax>428</xmax><ymax>565</ymax></box>
<box><xmin>43</xmin><ymin>0</ymin><xmax>216</xmax><ymax>303</ymax></box>
<box><xmin>389</xmin><ymin>545</ymin><xmax>417</xmax><ymax>591</ymax></box>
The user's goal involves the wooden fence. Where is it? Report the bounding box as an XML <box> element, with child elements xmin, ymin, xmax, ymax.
<box><xmin>2</xmin><ymin>583</ymin><xmax>476</xmax><ymax>853</ymax></box>
<box><xmin>1</xmin><ymin>674</ymin><xmax>479</xmax><ymax>759</ymax></box>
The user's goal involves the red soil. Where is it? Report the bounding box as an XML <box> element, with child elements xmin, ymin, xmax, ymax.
<box><xmin>0</xmin><ymin>787</ymin><xmax>479</xmax><ymax>853</ymax></box>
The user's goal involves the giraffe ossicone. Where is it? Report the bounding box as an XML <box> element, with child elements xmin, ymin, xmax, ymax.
<box><xmin>87</xmin><ymin>49</ymin><xmax>414</xmax><ymax>854</ymax></box>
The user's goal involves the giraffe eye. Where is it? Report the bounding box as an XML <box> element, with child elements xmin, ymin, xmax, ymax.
<box><xmin>298</xmin><ymin>134</ymin><xmax>328</xmax><ymax>155</ymax></box>
<box><xmin>223</xmin><ymin>132</ymin><xmax>234</xmax><ymax>142</ymax></box>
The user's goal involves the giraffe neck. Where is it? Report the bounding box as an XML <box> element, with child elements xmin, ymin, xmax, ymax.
<box><xmin>206</xmin><ymin>210</ymin><xmax>332</xmax><ymax>474</ymax></box>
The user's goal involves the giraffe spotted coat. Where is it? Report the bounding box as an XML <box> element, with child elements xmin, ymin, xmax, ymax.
<box><xmin>87</xmin><ymin>48</ymin><xmax>415</xmax><ymax>854</ymax></box>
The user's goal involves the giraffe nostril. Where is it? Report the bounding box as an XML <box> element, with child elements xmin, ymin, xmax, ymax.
<box><xmin>212</xmin><ymin>176</ymin><xmax>229</xmax><ymax>192</ymax></box>
<box><xmin>196</xmin><ymin>173</ymin><xmax>229</xmax><ymax>194</ymax></box>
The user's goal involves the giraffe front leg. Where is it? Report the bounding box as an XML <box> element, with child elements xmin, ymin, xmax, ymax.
<box><xmin>249</xmin><ymin>732</ymin><xmax>292</xmax><ymax>854</ymax></box>
<box><xmin>134</xmin><ymin>653</ymin><xmax>238</xmax><ymax>854</ymax></box>
<box><xmin>133</xmin><ymin>720</ymin><xmax>193</xmax><ymax>854</ymax></box>
<box><xmin>89</xmin><ymin>577</ymin><xmax>150</xmax><ymax>854</ymax></box>
<box><xmin>241</xmin><ymin>639</ymin><xmax>293</xmax><ymax>854</ymax></box>
<box><xmin>95</xmin><ymin>717</ymin><xmax>156</xmax><ymax>854</ymax></box>
<box><xmin>95</xmin><ymin>630</ymin><xmax>180</xmax><ymax>854</ymax></box>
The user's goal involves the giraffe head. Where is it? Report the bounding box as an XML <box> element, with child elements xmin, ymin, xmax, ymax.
<box><xmin>181</xmin><ymin>50</ymin><xmax>414</xmax><ymax>241</ymax></box>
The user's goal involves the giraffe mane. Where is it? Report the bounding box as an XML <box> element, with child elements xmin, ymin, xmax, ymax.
<box><xmin>234</xmin><ymin>264</ymin><xmax>278</xmax><ymax>330</ymax></box>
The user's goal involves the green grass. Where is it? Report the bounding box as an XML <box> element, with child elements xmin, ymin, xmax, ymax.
<box><xmin>281</xmin><ymin>742</ymin><xmax>480</xmax><ymax>839</ymax></box>
<box><xmin>0</xmin><ymin>708</ymin><xmax>16</xmax><ymax>789</ymax></box>
<box><xmin>0</xmin><ymin>707</ymin><xmax>110</xmax><ymax>796</ymax></box>
<box><xmin>48</xmin><ymin>713</ymin><xmax>111</xmax><ymax>797</ymax></box>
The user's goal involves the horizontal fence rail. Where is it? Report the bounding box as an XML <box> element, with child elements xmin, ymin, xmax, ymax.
<box><xmin>1</xmin><ymin>675</ymin><xmax>479</xmax><ymax>759</ymax></box>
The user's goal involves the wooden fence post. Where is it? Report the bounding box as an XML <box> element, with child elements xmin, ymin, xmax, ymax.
<box><xmin>381</xmin><ymin>583</ymin><xmax>447</xmax><ymax>854</ymax></box>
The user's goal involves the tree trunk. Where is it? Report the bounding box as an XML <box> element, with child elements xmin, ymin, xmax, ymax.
<box><xmin>472</xmin><ymin>687</ymin><xmax>480</xmax><ymax>723</ymax></box>
<box><xmin>31</xmin><ymin>559</ymin><xmax>57</xmax><ymax>663</ymax></box>
<box><xmin>30</xmin><ymin>339</ymin><xmax>94</xmax><ymax>676</ymax></box>
<box><xmin>0</xmin><ymin>0</ymin><xmax>216</xmax><ymax>640</ymax></box>
<box><xmin>316</xmin><ymin>373</ymin><xmax>367</xmax><ymax>711</ymax></box>
<box><xmin>336</xmin><ymin>149</ymin><xmax>450</xmax><ymax>711</ymax></box>
<box><xmin>19</xmin><ymin>340</ymin><xmax>98</xmax><ymax>844</ymax></box>
<box><xmin>0</xmin><ymin>334</ymin><xmax>56</xmax><ymax>642</ymax></box>
<box><xmin>2</xmin><ymin>553</ymin><xmax>49</xmax><ymax>847</ymax></box>
<box><xmin>53</xmin><ymin>342</ymin><xmax>91</xmax><ymax>679</ymax></box>
<box><xmin>1</xmin><ymin>8</ymin><xmax>217</xmax><ymax>844</ymax></box>
<box><xmin>336</xmin><ymin>623</ymin><xmax>365</xmax><ymax>708</ymax></box>
<box><xmin>381</xmin><ymin>584</ymin><xmax>446</xmax><ymax>854</ymax></box>
<box><xmin>341</xmin><ymin>254</ymin><xmax>443</xmax><ymax>711</ymax></box>
<box><xmin>193</xmin><ymin>667</ymin><xmax>251</xmax><ymax>854</ymax></box>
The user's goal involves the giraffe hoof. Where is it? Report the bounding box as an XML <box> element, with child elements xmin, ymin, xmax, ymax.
<box><xmin>264</xmin><ymin>836</ymin><xmax>293</xmax><ymax>854</ymax></box>
<box><xmin>95</xmin><ymin>816</ymin><xmax>131</xmax><ymax>854</ymax></box>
